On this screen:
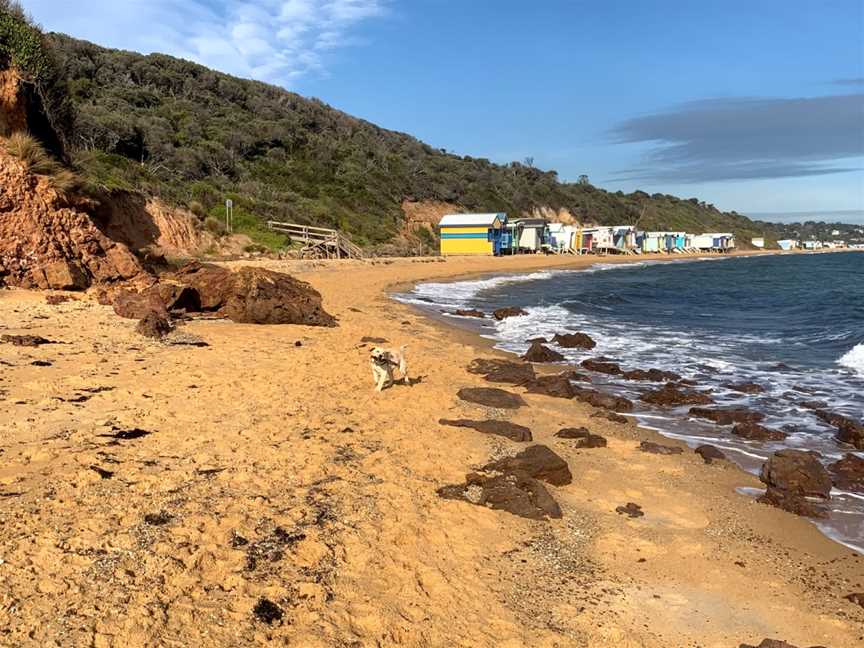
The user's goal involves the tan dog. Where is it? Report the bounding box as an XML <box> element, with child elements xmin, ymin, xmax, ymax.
<box><xmin>370</xmin><ymin>345</ymin><xmax>408</xmax><ymax>391</ymax></box>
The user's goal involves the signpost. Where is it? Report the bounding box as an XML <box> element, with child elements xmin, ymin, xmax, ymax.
<box><xmin>225</xmin><ymin>199</ymin><xmax>233</xmax><ymax>234</ymax></box>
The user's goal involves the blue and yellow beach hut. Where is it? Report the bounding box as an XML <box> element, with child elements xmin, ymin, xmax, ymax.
<box><xmin>438</xmin><ymin>213</ymin><xmax>507</xmax><ymax>256</ymax></box>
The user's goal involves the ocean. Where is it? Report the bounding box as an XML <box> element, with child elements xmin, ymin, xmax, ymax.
<box><xmin>397</xmin><ymin>252</ymin><xmax>864</xmax><ymax>550</ymax></box>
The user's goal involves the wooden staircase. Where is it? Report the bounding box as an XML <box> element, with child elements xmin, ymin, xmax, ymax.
<box><xmin>266</xmin><ymin>221</ymin><xmax>363</xmax><ymax>259</ymax></box>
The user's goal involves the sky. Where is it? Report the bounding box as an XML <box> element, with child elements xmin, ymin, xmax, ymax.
<box><xmin>24</xmin><ymin>0</ymin><xmax>864</xmax><ymax>222</ymax></box>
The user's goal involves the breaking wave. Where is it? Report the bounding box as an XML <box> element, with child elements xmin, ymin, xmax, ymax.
<box><xmin>838</xmin><ymin>344</ymin><xmax>864</xmax><ymax>376</ymax></box>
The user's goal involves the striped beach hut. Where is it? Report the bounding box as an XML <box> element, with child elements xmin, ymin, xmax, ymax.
<box><xmin>438</xmin><ymin>213</ymin><xmax>507</xmax><ymax>256</ymax></box>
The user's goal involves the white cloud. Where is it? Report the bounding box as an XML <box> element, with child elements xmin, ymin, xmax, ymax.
<box><xmin>23</xmin><ymin>0</ymin><xmax>388</xmax><ymax>87</ymax></box>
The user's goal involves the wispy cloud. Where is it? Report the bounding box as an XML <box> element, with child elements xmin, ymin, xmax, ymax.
<box><xmin>609</xmin><ymin>94</ymin><xmax>864</xmax><ymax>183</ymax></box>
<box><xmin>25</xmin><ymin>0</ymin><xmax>389</xmax><ymax>86</ymax></box>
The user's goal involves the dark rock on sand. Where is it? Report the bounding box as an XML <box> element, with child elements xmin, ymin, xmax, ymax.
<box><xmin>732</xmin><ymin>422</ymin><xmax>788</xmax><ymax>442</ymax></box>
<box><xmin>523</xmin><ymin>374</ymin><xmax>576</xmax><ymax>399</ymax></box>
<box><xmin>592</xmin><ymin>411</ymin><xmax>628</xmax><ymax>425</ymax></box>
<box><xmin>45</xmin><ymin>294</ymin><xmax>74</xmax><ymax>305</ymax></box>
<box><xmin>493</xmin><ymin>306</ymin><xmax>527</xmax><ymax>320</ymax></box>
<box><xmin>467</xmin><ymin>358</ymin><xmax>535</xmax><ymax>385</ymax></box>
<box><xmin>616</xmin><ymin>502</ymin><xmax>644</xmax><ymax>518</ymax></box>
<box><xmin>828</xmin><ymin>453</ymin><xmax>864</xmax><ymax>492</ymax></box>
<box><xmin>574</xmin><ymin>388</ymin><xmax>634</xmax><ymax>412</ymax></box>
<box><xmin>724</xmin><ymin>382</ymin><xmax>766</xmax><ymax>394</ymax></box>
<box><xmin>551</xmin><ymin>332</ymin><xmax>596</xmax><ymax>349</ymax></box>
<box><xmin>815</xmin><ymin>409</ymin><xmax>864</xmax><ymax>450</ymax></box>
<box><xmin>558</xmin><ymin>369</ymin><xmax>592</xmax><ymax>383</ymax></box>
<box><xmin>253</xmin><ymin>597</ymin><xmax>284</xmax><ymax>624</ymax></box>
<box><xmin>757</xmin><ymin>487</ymin><xmax>828</xmax><ymax>518</ymax></box>
<box><xmin>457</xmin><ymin>387</ymin><xmax>526</xmax><ymax>409</ymax></box>
<box><xmin>439</xmin><ymin>419</ymin><xmax>533</xmax><ymax>442</ymax></box>
<box><xmin>689</xmin><ymin>407</ymin><xmax>765</xmax><ymax>425</ymax></box>
<box><xmin>640</xmin><ymin>384</ymin><xmax>713</xmax><ymax>407</ymax></box>
<box><xmin>739</xmin><ymin>641</ymin><xmax>802</xmax><ymax>648</ymax></box>
<box><xmin>454</xmin><ymin>309</ymin><xmax>485</xmax><ymax>318</ymax></box>
<box><xmin>555</xmin><ymin>427</ymin><xmax>607</xmax><ymax>448</ymax></box>
<box><xmin>136</xmin><ymin>311</ymin><xmax>173</xmax><ymax>339</ymax></box>
<box><xmin>581</xmin><ymin>358</ymin><xmax>623</xmax><ymax>375</ymax></box>
<box><xmin>695</xmin><ymin>444</ymin><xmax>726</xmax><ymax>464</ymax></box>
<box><xmin>760</xmin><ymin>449</ymin><xmax>832</xmax><ymax>499</ymax></box>
<box><xmin>844</xmin><ymin>592</ymin><xmax>864</xmax><ymax>608</ymax></box>
<box><xmin>143</xmin><ymin>511</ymin><xmax>174</xmax><ymax>526</ymax></box>
<box><xmin>482</xmin><ymin>445</ymin><xmax>573</xmax><ymax>486</ymax></box>
<box><xmin>361</xmin><ymin>336</ymin><xmax>388</xmax><ymax>344</ymax></box>
<box><xmin>437</xmin><ymin>471</ymin><xmax>562</xmax><ymax>520</ymax></box>
<box><xmin>639</xmin><ymin>441</ymin><xmax>683</xmax><ymax>455</ymax></box>
<box><xmin>622</xmin><ymin>368</ymin><xmax>681</xmax><ymax>382</ymax></box>
<box><xmin>1</xmin><ymin>334</ymin><xmax>54</xmax><ymax>347</ymax></box>
<box><xmin>521</xmin><ymin>341</ymin><xmax>565</xmax><ymax>363</ymax></box>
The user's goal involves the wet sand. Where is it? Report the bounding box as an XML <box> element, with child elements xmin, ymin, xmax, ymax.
<box><xmin>1</xmin><ymin>250</ymin><xmax>862</xmax><ymax>647</ymax></box>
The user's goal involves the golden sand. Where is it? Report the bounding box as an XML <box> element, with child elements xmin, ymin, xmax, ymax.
<box><xmin>1</xmin><ymin>251</ymin><xmax>862</xmax><ymax>647</ymax></box>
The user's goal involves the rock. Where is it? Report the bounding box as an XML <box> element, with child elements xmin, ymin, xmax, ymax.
<box><xmin>695</xmin><ymin>444</ymin><xmax>726</xmax><ymax>464</ymax></box>
<box><xmin>814</xmin><ymin>410</ymin><xmax>864</xmax><ymax>450</ymax></box>
<box><xmin>844</xmin><ymin>592</ymin><xmax>864</xmax><ymax>608</ymax></box>
<box><xmin>482</xmin><ymin>445</ymin><xmax>572</xmax><ymax>486</ymax></box>
<box><xmin>253</xmin><ymin>598</ymin><xmax>284</xmax><ymax>624</ymax></box>
<box><xmin>551</xmin><ymin>332</ymin><xmax>596</xmax><ymax>349</ymax></box>
<box><xmin>581</xmin><ymin>358</ymin><xmax>623</xmax><ymax>375</ymax></box>
<box><xmin>135</xmin><ymin>311</ymin><xmax>173</xmax><ymax>339</ymax></box>
<box><xmin>640</xmin><ymin>384</ymin><xmax>713</xmax><ymax>407</ymax></box>
<box><xmin>526</xmin><ymin>337</ymin><xmax>548</xmax><ymax>343</ymax></box>
<box><xmin>454</xmin><ymin>309</ymin><xmax>485</xmax><ymax>318</ymax></box>
<box><xmin>457</xmin><ymin>387</ymin><xmax>526</xmax><ymax>409</ymax></box>
<box><xmin>466</xmin><ymin>358</ymin><xmax>535</xmax><ymax>385</ymax></box>
<box><xmin>558</xmin><ymin>369</ymin><xmax>592</xmax><ymax>383</ymax></box>
<box><xmin>757</xmin><ymin>487</ymin><xmax>828</xmax><ymax>518</ymax></box>
<box><xmin>622</xmin><ymin>368</ymin><xmax>681</xmax><ymax>382</ymax></box>
<box><xmin>739</xmin><ymin>641</ymin><xmax>801</xmax><ymax>648</ymax></box>
<box><xmin>492</xmin><ymin>306</ymin><xmax>527</xmax><ymax>320</ymax></box>
<box><xmin>592</xmin><ymin>411</ymin><xmax>628</xmax><ymax>425</ymax></box>
<box><xmin>688</xmin><ymin>407</ymin><xmax>765</xmax><ymax>425</ymax></box>
<box><xmin>522</xmin><ymin>374</ymin><xmax>576</xmax><ymax>399</ymax></box>
<box><xmin>798</xmin><ymin>399</ymin><xmax>828</xmax><ymax>410</ymax></box>
<box><xmin>732</xmin><ymin>422</ymin><xmax>788</xmax><ymax>441</ymax></box>
<box><xmin>639</xmin><ymin>441</ymin><xmax>683</xmax><ymax>455</ymax></box>
<box><xmin>828</xmin><ymin>453</ymin><xmax>864</xmax><ymax>492</ymax></box>
<box><xmin>555</xmin><ymin>428</ymin><xmax>607</xmax><ymax>448</ymax></box>
<box><xmin>361</xmin><ymin>336</ymin><xmax>388</xmax><ymax>343</ymax></box>
<box><xmin>760</xmin><ymin>449</ymin><xmax>831</xmax><ymax>499</ymax></box>
<box><xmin>1</xmin><ymin>334</ymin><xmax>54</xmax><ymax>347</ymax></box>
<box><xmin>723</xmin><ymin>382</ymin><xmax>765</xmax><ymax>394</ymax></box>
<box><xmin>616</xmin><ymin>503</ymin><xmax>644</xmax><ymax>518</ymax></box>
<box><xmin>573</xmin><ymin>388</ymin><xmax>633</xmax><ymax>412</ymax></box>
<box><xmin>438</xmin><ymin>419</ymin><xmax>533</xmax><ymax>442</ymax></box>
<box><xmin>45</xmin><ymin>294</ymin><xmax>74</xmax><ymax>305</ymax></box>
<box><xmin>437</xmin><ymin>471</ymin><xmax>562</xmax><ymax>520</ymax></box>
<box><xmin>521</xmin><ymin>341</ymin><xmax>565</xmax><ymax>363</ymax></box>
<box><xmin>113</xmin><ymin>283</ymin><xmax>198</xmax><ymax>319</ymax></box>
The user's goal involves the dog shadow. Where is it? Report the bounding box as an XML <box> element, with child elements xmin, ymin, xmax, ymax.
<box><xmin>396</xmin><ymin>375</ymin><xmax>425</xmax><ymax>388</ymax></box>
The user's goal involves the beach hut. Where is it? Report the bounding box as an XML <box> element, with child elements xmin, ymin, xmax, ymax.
<box><xmin>587</xmin><ymin>226</ymin><xmax>616</xmax><ymax>254</ymax></box>
<box><xmin>691</xmin><ymin>234</ymin><xmax>716</xmax><ymax>251</ymax></box>
<box><xmin>641</xmin><ymin>231</ymin><xmax>664</xmax><ymax>253</ymax></box>
<box><xmin>547</xmin><ymin>223</ymin><xmax>577</xmax><ymax>253</ymax></box>
<box><xmin>612</xmin><ymin>226</ymin><xmax>638</xmax><ymax>254</ymax></box>
<box><xmin>751</xmin><ymin>237</ymin><xmax>765</xmax><ymax>248</ymax></box>
<box><xmin>509</xmin><ymin>218</ymin><xmax>549</xmax><ymax>253</ymax></box>
<box><xmin>438</xmin><ymin>213</ymin><xmax>506</xmax><ymax>256</ymax></box>
<box><xmin>777</xmin><ymin>239</ymin><xmax>796</xmax><ymax>251</ymax></box>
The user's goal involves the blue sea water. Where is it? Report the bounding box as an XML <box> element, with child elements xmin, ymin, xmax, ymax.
<box><xmin>398</xmin><ymin>252</ymin><xmax>864</xmax><ymax>550</ymax></box>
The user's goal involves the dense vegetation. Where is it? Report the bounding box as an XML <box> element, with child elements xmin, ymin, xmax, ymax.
<box><xmin>767</xmin><ymin>221</ymin><xmax>864</xmax><ymax>244</ymax></box>
<box><xmin>36</xmin><ymin>33</ymin><xmax>777</xmax><ymax>250</ymax></box>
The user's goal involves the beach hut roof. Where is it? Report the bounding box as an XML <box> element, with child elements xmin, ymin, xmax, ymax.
<box><xmin>439</xmin><ymin>213</ymin><xmax>506</xmax><ymax>227</ymax></box>
<box><xmin>510</xmin><ymin>218</ymin><xmax>548</xmax><ymax>227</ymax></box>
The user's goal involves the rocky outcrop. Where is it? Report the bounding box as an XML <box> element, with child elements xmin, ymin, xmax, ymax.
<box><xmin>815</xmin><ymin>410</ymin><xmax>864</xmax><ymax>450</ymax></box>
<box><xmin>457</xmin><ymin>387</ymin><xmax>526</xmax><ymax>409</ymax></box>
<box><xmin>0</xmin><ymin>149</ymin><xmax>148</xmax><ymax>290</ymax></box>
<box><xmin>695</xmin><ymin>445</ymin><xmax>726</xmax><ymax>464</ymax></box>
<box><xmin>731</xmin><ymin>422</ymin><xmax>788</xmax><ymax>441</ymax></box>
<box><xmin>522</xmin><ymin>374</ymin><xmax>576</xmax><ymax>399</ymax></box>
<box><xmin>521</xmin><ymin>341</ymin><xmax>565</xmax><ymax>363</ymax></box>
<box><xmin>592</xmin><ymin>411</ymin><xmax>628</xmax><ymax>425</ymax></box>
<box><xmin>688</xmin><ymin>407</ymin><xmax>765</xmax><ymax>425</ymax></box>
<box><xmin>758</xmin><ymin>449</ymin><xmax>831</xmax><ymax>518</ymax></box>
<box><xmin>723</xmin><ymin>382</ymin><xmax>765</xmax><ymax>394</ymax></box>
<box><xmin>639</xmin><ymin>441</ymin><xmax>683</xmax><ymax>455</ymax></box>
<box><xmin>828</xmin><ymin>453</ymin><xmax>864</xmax><ymax>492</ymax></box>
<box><xmin>640</xmin><ymin>384</ymin><xmax>713</xmax><ymax>407</ymax></box>
<box><xmin>555</xmin><ymin>428</ymin><xmax>607</xmax><ymax>448</ymax></box>
<box><xmin>438</xmin><ymin>419</ymin><xmax>533</xmax><ymax>442</ymax></box>
<box><xmin>482</xmin><ymin>445</ymin><xmax>572</xmax><ymax>486</ymax></box>
<box><xmin>622</xmin><ymin>368</ymin><xmax>681</xmax><ymax>382</ymax></box>
<box><xmin>492</xmin><ymin>306</ymin><xmax>527</xmax><ymax>320</ymax></box>
<box><xmin>466</xmin><ymin>358</ymin><xmax>535</xmax><ymax>385</ymax></box>
<box><xmin>551</xmin><ymin>332</ymin><xmax>595</xmax><ymax>349</ymax></box>
<box><xmin>616</xmin><ymin>502</ymin><xmax>644</xmax><ymax>518</ymax></box>
<box><xmin>437</xmin><ymin>471</ymin><xmax>562</xmax><ymax>520</ymax></box>
<box><xmin>573</xmin><ymin>388</ymin><xmax>633</xmax><ymax>412</ymax></box>
<box><xmin>136</xmin><ymin>311</ymin><xmax>172</xmax><ymax>339</ymax></box>
<box><xmin>453</xmin><ymin>309</ymin><xmax>485</xmax><ymax>318</ymax></box>
<box><xmin>581</xmin><ymin>358</ymin><xmax>623</xmax><ymax>375</ymax></box>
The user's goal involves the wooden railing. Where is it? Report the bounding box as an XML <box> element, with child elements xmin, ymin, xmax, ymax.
<box><xmin>266</xmin><ymin>221</ymin><xmax>363</xmax><ymax>259</ymax></box>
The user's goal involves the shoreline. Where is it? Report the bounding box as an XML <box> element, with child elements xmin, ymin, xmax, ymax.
<box><xmin>1</xmin><ymin>249</ymin><xmax>863</xmax><ymax>646</ymax></box>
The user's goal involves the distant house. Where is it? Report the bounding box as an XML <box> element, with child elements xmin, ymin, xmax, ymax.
<box><xmin>751</xmin><ymin>237</ymin><xmax>765</xmax><ymax>248</ymax></box>
<box><xmin>438</xmin><ymin>213</ymin><xmax>506</xmax><ymax>256</ymax></box>
<box><xmin>777</xmin><ymin>239</ymin><xmax>797</xmax><ymax>251</ymax></box>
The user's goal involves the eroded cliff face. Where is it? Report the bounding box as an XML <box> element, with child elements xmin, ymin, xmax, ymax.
<box><xmin>0</xmin><ymin>69</ymin><xmax>28</xmax><ymax>137</ymax></box>
<box><xmin>0</xmin><ymin>148</ymin><xmax>149</xmax><ymax>289</ymax></box>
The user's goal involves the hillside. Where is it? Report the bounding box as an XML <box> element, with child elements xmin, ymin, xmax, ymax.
<box><xmin>44</xmin><ymin>33</ymin><xmax>772</xmax><ymax>250</ymax></box>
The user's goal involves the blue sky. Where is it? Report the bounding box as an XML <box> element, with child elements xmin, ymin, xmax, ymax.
<box><xmin>25</xmin><ymin>0</ymin><xmax>864</xmax><ymax>222</ymax></box>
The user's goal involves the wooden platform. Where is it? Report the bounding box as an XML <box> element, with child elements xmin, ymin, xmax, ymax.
<box><xmin>266</xmin><ymin>221</ymin><xmax>363</xmax><ymax>259</ymax></box>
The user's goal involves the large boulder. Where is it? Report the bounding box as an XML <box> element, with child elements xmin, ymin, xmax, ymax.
<box><xmin>492</xmin><ymin>306</ymin><xmax>527</xmax><ymax>320</ymax></box>
<box><xmin>438</xmin><ymin>419</ymin><xmax>533</xmax><ymax>442</ymax></box>
<box><xmin>731</xmin><ymin>422</ymin><xmax>788</xmax><ymax>442</ymax></box>
<box><xmin>639</xmin><ymin>441</ymin><xmax>683</xmax><ymax>455</ymax></box>
<box><xmin>815</xmin><ymin>410</ymin><xmax>864</xmax><ymax>449</ymax></box>
<box><xmin>622</xmin><ymin>368</ymin><xmax>681</xmax><ymax>382</ymax></box>
<box><xmin>758</xmin><ymin>449</ymin><xmax>831</xmax><ymax>518</ymax></box>
<box><xmin>555</xmin><ymin>427</ymin><xmax>607</xmax><ymax>448</ymax></box>
<box><xmin>453</xmin><ymin>309</ymin><xmax>485</xmax><ymax>318</ymax></box>
<box><xmin>457</xmin><ymin>387</ymin><xmax>526</xmax><ymax>409</ymax></box>
<box><xmin>640</xmin><ymin>384</ymin><xmax>713</xmax><ymax>407</ymax></box>
<box><xmin>689</xmin><ymin>407</ymin><xmax>765</xmax><ymax>425</ymax></box>
<box><xmin>551</xmin><ymin>332</ymin><xmax>596</xmax><ymax>349</ymax></box>
<box><xmin>135</xmin><ymin>311</ymin><xmax>173</xmax><ymax>339</ymax></box>
<box><xmin>437</xmin><ymin>472</ymin><xmax>561</xmax><ymax>520</ymax></box>
<box><xmin>695</xmin><ymin>444</ymin><xmax>726</xmax><ymax>464</ymax></box>
<box><xmin>482</xmin><ymin>445</ymin><xmax>572</xmax><ymax>486</ymax></box>
<box><xmin>466</xmin><ymin>358</ymin><xmax>535</xmax><ymax>385</ymax></box>
<box><xmin>522</xmin><ymin>374</ymin><xmax>576</xmax><ymax>399</ymax></box>
<box><xmin>521</xmin><ymin>341</ymin><xmax>565</xmax><ymax>363</ymax></box>
<box><xmin>581</xmin><ymin>358</ymin><xmax>623</xmax><ymax>375</ymax></box>
<box><xmin>573</xmin><ymin>388</ymin><xmax>633</xmax><ymax>412</ymax></box>
<box><xmin>828</xmin><ymin>453</ymin><xmax>864</xmax><ymax>492</ymax></box>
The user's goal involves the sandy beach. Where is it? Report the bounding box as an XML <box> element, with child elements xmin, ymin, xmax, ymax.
<box><xmin>1</xmin><ymin>250</ymin><xmax>863</xmax><ymax>647</ymax></box>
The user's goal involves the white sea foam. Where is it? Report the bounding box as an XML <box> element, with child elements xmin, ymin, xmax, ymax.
<box><xmin>838</xmin><ymin>343</ymin><xmax>864</xmax><ymax>376</ymax></box>
<box><xmin>404</xmin><ymin>270</ymin><xmax>557</xmax><ymax>307</ymax></box>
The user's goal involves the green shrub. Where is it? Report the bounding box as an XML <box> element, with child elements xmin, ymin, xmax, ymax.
<box><xmin>203</xmin><ymin>216</ymin><xmax>226</xmax><ymax>235</ymax></box>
